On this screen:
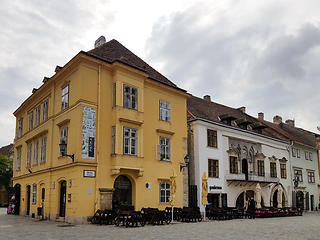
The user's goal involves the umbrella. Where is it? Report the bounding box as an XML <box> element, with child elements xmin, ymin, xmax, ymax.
<box><xmin>256</xmin><ymin>183</ymin><xmax>262</xmax><ymax>209</ymax></box>
<box><xmin>169</xmin><ymin>168</ymin><xmax>177</xmax><ymax>222</ymax></box>
<box><xmin>201</xmin><ymin>172</ymin><xmax>208</xmax><ymax>219</ymax></box>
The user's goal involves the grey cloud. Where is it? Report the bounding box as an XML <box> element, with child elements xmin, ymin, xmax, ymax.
<box><xmin>145</xmin><ymin>1</ymin><xmax>320</xmax><ymax>132</ymax></box>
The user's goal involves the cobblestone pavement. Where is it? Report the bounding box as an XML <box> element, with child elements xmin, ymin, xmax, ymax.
<box><xmin>1</xmin><ymin>208</ymin><xmax>320</xmax><ymax>240</ymax></box>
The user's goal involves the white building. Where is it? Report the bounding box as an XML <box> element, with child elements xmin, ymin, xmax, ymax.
<box><xmin>187</xmin><ymin>96</ymin><xmax>294</xmax><ymax>213</ymax></box>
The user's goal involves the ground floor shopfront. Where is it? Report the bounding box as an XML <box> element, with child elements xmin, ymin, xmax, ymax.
<box><xmin>206</xmin><ymin>182</ymin><xmax>291</xmax><ymax>210</ymax></box>
<box><xmin>12</xmin><ymin>163</ymin><xmax>183</xmax><ymax>223</ymax></box>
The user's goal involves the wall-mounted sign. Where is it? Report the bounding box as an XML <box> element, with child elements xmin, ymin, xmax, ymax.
<box><xmin>84</xmin><ymin>170</ymin><xmax>96</xmax><ymax>178</ymax></box>
<box><xmin>209</xmin><ymin>185</ymin><xmax>222</xmax><ymax>190</ymax></box>
<box><xmin>82</xmin><ymin>107</ymin><xmax>96</xmax><ymax>159</ymax></box>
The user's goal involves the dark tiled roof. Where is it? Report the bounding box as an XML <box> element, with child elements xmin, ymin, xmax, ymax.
<box><xmin>0</xmin><ymin>143</ymin><xmax>14</xmax><ymax>155</ymax></box>
<box><xmin>85</xmin><ymin>39</ymin><xmax>185</xmax><ymax>92</ymax></box>
<box><xmin>187</xmin><ymin>96</ymin><xmax>310</xmax><ymax>144</ymax></box>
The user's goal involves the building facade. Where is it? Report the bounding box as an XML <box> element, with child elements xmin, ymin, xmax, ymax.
<box><xmin>13</xmin><ymin>38</ymin><xmax>189</xmax><ymax>223</ymax></box>
<box><xmin>187</xmin><ymin>96</ymin><xmax>294</xmax><ymax>213</ymax></box>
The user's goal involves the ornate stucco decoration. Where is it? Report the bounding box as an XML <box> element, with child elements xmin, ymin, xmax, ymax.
<box><xmin>279</xmin><ymin>157</ymin><xmax>288</xmax><ymax>163</ymax></box>
<box><xmin>227</xmin><ymin>147</ymin><xmax>240</xmax><ymax>157</ymax></box>
<box><xmin>254</xmin><ymin>152</ymin><xmax>266</xmax><ymax>161</ymax></box>
<box><xmin>268</xmin><ymin>155</ymin><xmax>278</xmax><ymax>162</ymax></box>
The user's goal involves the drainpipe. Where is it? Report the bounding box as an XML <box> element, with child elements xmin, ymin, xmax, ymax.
<box><xmin>286</xmin><ymin>140</ymin><xmax>294</xmax><ymax>207</ymax></box>
<box><xmin>94</xmin><ymin>65</ymin><xmax>101</xmax><ymax>212</ymax></box>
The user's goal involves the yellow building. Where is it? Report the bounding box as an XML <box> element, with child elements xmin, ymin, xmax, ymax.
<box><xmin>13</xmin><ymin>37</ymin><xmax>189</xmax><ymax>223</ymax></box>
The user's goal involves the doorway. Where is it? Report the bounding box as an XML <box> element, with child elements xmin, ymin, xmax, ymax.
<box><xmin>59</xmin><ymin>181</ymin><xmax>66</xmax><ymax>217</ymax></box>
<box><xmin>26</xmin><ymin>185</ymin><xmax>31</xmax><ymax>215</ymax></box>
<box><xmin>208</xmin><ymin>193</ymin><xmax>220</xmax><ymax>208</ymax></box>
<box><xmin>273</xmin><ymin>190</ymin><xmax>278</xmax><ymax>208</ymax></box>
<box><xmin>112</xmin><ymin>175</ymin><xmax>132</xmax><ymax>208</ymax></box>
<box><xmin>311</xmin><ymin>195</ymin><xmax>314</xmax><ymax>211</ymax></box>
<box><xmin>242</xmin><ymin>159</ymin><xmax>248</xmax><ymax>180</ymax></box>
<box><xmin>14</xmin><ymin>184</ymin><xmax>21</xmax><ymax>215</ymax></box>
<box><xmin>296</xmin><ymin>191</ymin><xmax>304</xmax><ymax>209</ymax></box>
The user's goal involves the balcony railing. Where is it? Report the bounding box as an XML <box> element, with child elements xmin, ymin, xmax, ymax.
<box><xmin>225</xmin><ymin>170</ymin><xmax>280</xmax><ymax>183</ymax></box>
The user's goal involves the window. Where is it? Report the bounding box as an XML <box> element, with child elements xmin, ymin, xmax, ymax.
<box><xmin>33</xmin><ymin>141</ymin><xmax>39</xmax><ymax>165</ymax></box>
<box><xmin>28</xmin><ymin>112</ymin><xmax>34</xmax><ymax>130</ymax></box>
<box><xmin>229</xmin><ymin>156</ymin><xmax>238</xmax><ymax>174</ymax></box>
<box><xmin>123</xmin><ymin>127</ymin><xmax>137</xmax><ymax>155</ymax></box>
<box><xmin>270</xmin><ymin>162</ymin><xmax>277</xmax><ymax>178</ymax></box>
<box><xmin>258</xmin><ymin>160</ymin><xmax>265</xmax><ymax>176</ymax></box>
<box><xmin>17</xmin><ymin>119</ymin><xmax>23</xmax><ymax>138</ymax></box>
<box><xmin>123</xmin><ymin>84</ymin><xmax>138</xmax><ymax>110</ymax></box>
<box><xmin>61</xmin><ymin>85</ymin><xmax>69</xmax><ymax>110</ymax></box>
<box><xmin>207</xmin><ymin>129</ymin><xmax>217</xmax><ymax>148</ymax></box>
<box><xmin>41</xmin><ymin>137</ymin><xmax>47</xmax><ymax>162</ymax></box>
<box><xmin>305</xmin><ymin>151</ymin><xmax>309</xmax><ymax>160</ymax></box>
<box><xmin>159</xmin><ymin>137</ymin><xmax>171</xmax><ymax>161</ymax></box>
<box><xmin>308</xmin><ymin>171</ymin><xmax>315</xmax><ymax>183</ymax></box>
<box><xmin>111</xmin><ymin>126</ymin><xmax>116</xmax><ymax>154</ymax></box>
<box><xmin>280</xmin><ymin>163</ymin><xmax>286</xmax><ymax>179</ymax></box>
<box><xmin>32</xmin><ymin>184</ymin><xmax>37</xmax><ymax>204</ymax></box>
<box><xmin>43</xmin><ymin>100</ymin><xmax>48</xmax><ymax>121</ymax></box>
<box><xmin>292</xmin><ymin>147</ymin><xmax>296</xmax><ymax>157</ymax></box>
<box><xmin>294</xmin><ymin>169</ymin><xmax>303</xmax><ymax>182</ymax></box>
<box><xmin>159</xmin><ymin>100</ymin><xmax>170</xmax><ymax>122</ymax></box>
<box><xmin>112</xmin><ymin>83</ymin><xmax>116</xmax><ymax>107</ymax></box>
<box><xmin>297</xmin><ymin>149</ymin><xmax>300</xmax><ymax>158</ymax></box>
<box><xmin>16</xmin><ymin>149</ymin><xmax>21</xmax><ymax>170</ymax></box>
<box><xmin>27</xmin><ymin>144</ymin><xmax>32</xmax><ymax>167</ymax></box>
<box><xmin>309</xmin><ymin>152</ymin><xmax>313</xmax><ymax>161</ymax></box>
<box><xmin>35</xmin><ymin>106</ymin><xmax>41</xmax><ymax>126</ymax></box>
<box><xmin>208</xmin><ymin>159</ymin><xmax>219</xmax><ymax>178</ymax></box>
<box><xmin>160</xmin><ymin>182</ymin><xmax>170</xmax><ymax>203</ymax></box>
<box><xmin>60</xmin><ymin>127</ymin><xmax>68</xmax><ymax>156</ymax></box>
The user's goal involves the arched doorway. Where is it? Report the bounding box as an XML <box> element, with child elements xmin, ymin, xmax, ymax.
<box><xmin>273</xmin><ymin>190</ymin><xmax>278</xmax><ymax>208</ymax></box>
<box><xmin>242</xmin><ymin>159</ymin><xmax>248</xmax><ymax>180</ymax></box>
<box><xmin>296</xmin><ymin>191</ymin><xmax>304</xmax><ymax>209</ymax></box>
<box><xmin>14</xmin><ymin>184</ymin><xmax>21</xmax><ymax>215</ymax></box>
<box><xmin>59</xmin><ymin>181</ymin><xmax>66</xmax><ymax>217</ymax></box>
<box><xmin>236</xmin><ymin>192</ymin><xmax>245</xmax><ymax>208</ymax></box>
<box><xmin>26</xmin><ymin>185</ymin><xmax>31</xmax><ymax>215</ymax></box>
<box><xmin>112</xmin><ymin>175</ymin><xmax>132</xmax><ymax>208</ymax></box>
<box><xmin>236</xmin><ymin>190</ymin><xmax>259</xmax><ymax>208</ymax></box>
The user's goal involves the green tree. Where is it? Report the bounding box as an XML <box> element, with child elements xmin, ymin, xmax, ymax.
<box><xmin>0</xmin><ymin>154</ymin><xmax>13</xmax><ymax>190</ymax></box>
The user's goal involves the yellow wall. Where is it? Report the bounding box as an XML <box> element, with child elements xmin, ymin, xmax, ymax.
<box><xmin>13</xmin><ymin>53</ymin><xmax>189</xmax><ymax>223</ymax></box>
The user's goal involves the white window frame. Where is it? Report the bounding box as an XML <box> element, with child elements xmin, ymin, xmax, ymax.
<box><xmin>123</xmin><ymin>127</ymin><xmax>137</xmax><ymax>155</ymax></box>
<box><xmin>60</xmin><ymin>127</ymin><xmax>68</xmax><ymax>156</ymax></box>
<box><xmin>294</xmin><ymin>169</ymin><xmax>303</xmax><ymax>182</ymax></box>
<box><xmin>160</xmin><ymin>182</ymin><xmax>170</xmax><ymax>203</ymax></box>
<box><xmin>41</xmin><ymin>137</ymin><xmax>47</xmax><ymax>162</ymax></box>
<box><xmin>27</xmin><ymin>144</ymin><xmax>32</xmax><ymax>167</ymax></box>
<box><xmin>159</xmin><ymin>100</ymin><xmax>170</xmax><ymax>122</ymax></box>
<box><xmin>292</xmin><ymin>147</ymin><xmax>296</xmax><ymax>157</ymax></box>
<box><xmin>35</xmin><ymin>106</ymin><xmax>41</xmax><ymax>126</ymax></box>
<box><xmin>61</xmin><ymin>85</ymin><xmax>69</xmax><ymax>110</ymax></box>
<box><xmin>308</xmin><ymin>171</ymin><xmax>315</xmax><ymax>183</ymax></box>
<box><xmin>32</xmin><ymin>184</ymin><xmax>37</xmax><ymax>204</ymax></box>
<box><xmin>156</xmin><ymin>137</ymin><xmax>171</xmax><ymax>161</ymax></box>
<box><xmin>33</xmin><ymin>141</ymin><xmax>39</xmax><ymax>165</ymax></box>
<box><xmin>28</xmin><ymin>111</ymin><xmax>34</xmax><ymax>130</ymax></box>
<box><xmin>16</xmin><ymin>149</ymin><xmax>21</xmax><ymax>170</ymax></box>
<box><xmin>309</xmin><ymin>152</ymin><xmax>313</xmax><ymax>161</ymax></box>
<box><xmin>305</xmin><ymin>151</ymin><xmax>309</xmax><ymax>160</ymax></box>
<box><xmin>17</xmin><ymin>119</ymin><xmax>23</xmax><ymax>138</ymax></box>
<box><xmin>123</xmin><ymin>84</ymin><xmax>138</xmax><ymax>110</ymax></box>
<box><xmin>43</xmin><ymin>100</ymin><xmax>48</xmax><ymax>121</ymax></box>
<box><xmin>296</xmin><ymin>149</ymin><xmax>300</xmax><ymax>158</ymax></box>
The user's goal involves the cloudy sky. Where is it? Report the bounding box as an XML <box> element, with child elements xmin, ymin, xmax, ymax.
<box><xmin>1</xmin><ymin>0</ymin><xmax>320</xmax><ymax>147</ymax></box>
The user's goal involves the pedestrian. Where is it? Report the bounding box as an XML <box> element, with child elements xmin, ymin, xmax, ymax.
<box><xmin>248</xmin><ymin>197</ymin><xmax>256</xmax><ymax>219</ymax></box>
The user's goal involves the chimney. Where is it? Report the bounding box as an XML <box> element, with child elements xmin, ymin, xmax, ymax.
<box><xmin>273</xmin><ymin>115</ymin><xmax>282</xmax><ymax>125</ymax></box>
<box><xmin>203</xmin><ymin>95</ymin><xmax>211</xmax><ymax>102</ymax></box>
<box><xmin>258</xmin><ymin>112</ymin><xmax>264</xmax><ymax>120</ymax></box>
<box><xmin>285</xmin><ymin>119</ymin><xmax>295</xmax><ymax>127</ymax></box>
<box><xmin>237</xmin><ymin>106</ymin><xmax>246</xmax><ymax>113</ymax></box>
<box><xmin>94</xmin><ymin>36</ymin><xmax>106</xmax><ymax>48</ymax></box>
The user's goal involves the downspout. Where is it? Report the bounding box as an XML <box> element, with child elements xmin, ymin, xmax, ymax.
<box><xmin>286</xmin><ymin>140</ymin><xmax>294</xmax><ymax>207</ymax></box>
<box><xmin>94</xmin><ymin>65</ymin><xmax>101</xmax><ymax>212</ymax></box>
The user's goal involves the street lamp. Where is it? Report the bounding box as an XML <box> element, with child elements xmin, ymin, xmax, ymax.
<box><xmin>180</xmin><ymin>155</ymin><xmax>190</xmax><ymax>171</ymax></box>
<box><xmin>59</xmin><ymin>140</ymin><xmax>74</xmax><ymax>162</ymax></box>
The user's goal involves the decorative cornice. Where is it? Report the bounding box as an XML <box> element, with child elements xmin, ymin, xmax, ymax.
<box><xmin>156</xmin><ymin>129</ymin><xmax>175</xmax><ymax>135</ymax></box>
<box><xmin>119</xmin><ymin>118</ymin><xmax>143</xmax><ymax>126</ymax></box>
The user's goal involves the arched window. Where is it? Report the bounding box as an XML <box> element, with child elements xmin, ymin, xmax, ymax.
<box><xmin>160</xmin><ymin>182</ymin><xmax>170</xmax><ymax>203</ymax></box>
